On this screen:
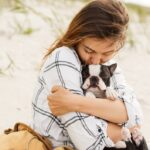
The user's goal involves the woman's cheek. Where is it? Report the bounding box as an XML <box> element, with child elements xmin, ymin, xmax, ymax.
<box><xmin>80</xmin><ymin>52</ymin><xmax>89</xmax><ymax>64</ymax></box>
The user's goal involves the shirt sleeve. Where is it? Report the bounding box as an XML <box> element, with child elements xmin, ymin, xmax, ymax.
<box><xmin>41</xmin><ymin>47</ymin><xmax>114</xmax><ymax>150</ymax></box>
<box><xmin>111</xmin><ymin>65</ymin><xmax>143</xmax><ymax>128</ymax></box>
<box><xmin>41</xmin><ymin>47</ymin><xmax>83</xmax><ymax>95</ymax></box>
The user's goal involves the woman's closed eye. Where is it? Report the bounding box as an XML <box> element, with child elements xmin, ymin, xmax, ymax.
<box><xmin>102</xmin><ymin>51</ymin><xmax>114</xmax><ymax>56</ymax></box>
<box><xmin>84</xmin><ymin>48</ymin><xmax>94</xmax><ymax>54</ymax></box>
<box><xmin>102</xmin><ymin>50</ymin><xmax>118</xmax><ymax>56</ymax></box>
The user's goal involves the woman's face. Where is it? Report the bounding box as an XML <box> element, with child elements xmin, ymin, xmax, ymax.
<box><xmin>76</xmin><ymin>37</ymin><xmax>120</xmax><ymax>65</ymax></box>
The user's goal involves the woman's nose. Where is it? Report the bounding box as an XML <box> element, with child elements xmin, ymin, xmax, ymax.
<box><xmin>90</xmin><ymin>55</ymin><xmax>102</xmax><ymax>64</ymax></box>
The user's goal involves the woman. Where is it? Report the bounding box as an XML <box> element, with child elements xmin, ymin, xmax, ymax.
<box><xmin>32</xmin><ymin>0</ymin><xmax>143</xmax><ymax>149</ymax></box>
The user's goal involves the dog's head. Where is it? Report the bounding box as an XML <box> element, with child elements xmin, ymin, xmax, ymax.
<box><xmin>82</xmin><ymin>63</ymin><xmax>117</xmax><ymax>90</ymax></box>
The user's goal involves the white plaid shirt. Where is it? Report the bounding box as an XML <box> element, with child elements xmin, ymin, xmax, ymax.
<box><xmin>32</xmin><ymin>46</ymin><xmax>143</xmax><ymax>150</ymax></box>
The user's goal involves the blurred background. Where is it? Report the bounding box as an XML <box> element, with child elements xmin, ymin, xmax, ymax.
<box><xmin>0</xmin><ymin>0</ymin><xmax>150</xmax><ymax>143</ymax></box>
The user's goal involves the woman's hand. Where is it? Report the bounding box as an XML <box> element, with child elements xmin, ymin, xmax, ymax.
<box><xmin>48</xmin><ymin>85</ymin><xmax>75</xmax><ymax>116</ymax></box>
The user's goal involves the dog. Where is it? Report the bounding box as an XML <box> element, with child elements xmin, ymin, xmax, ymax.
<box><xmin>81</xmin><ymin>64</ymin><xmax>148</xmax><ymax>150</ymax></box>
<box><xmin>82</xmin><ymin>63</ymin><xmax>118</xmax><ymax>100</ymax></box>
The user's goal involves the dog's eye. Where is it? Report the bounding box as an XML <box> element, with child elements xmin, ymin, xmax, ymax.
<box><xmin>82</xmin><ymin>71</ymin><xmax>89</xmax><ymax>78</ymax></box>
<box><xmin>82</xmin><ymin>68</ymin><xmax>89</xmax><ymax>82</ymax></box>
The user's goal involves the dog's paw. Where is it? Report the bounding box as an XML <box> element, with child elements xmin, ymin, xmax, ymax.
<box><xmin>114</xmin><ymin>127</ymin><xmax>131</xmax><ymax>149</ymax></box>
<box><xmin>85</xmin><ymin>92</ymin><xmax>96</xmax><ymax>98</ymax></box>
<box><xmin>115</xmin><ymin>141</ymin><xmax>127</xmax><ymax>148</ymax></box>
<box><xmin>131</xmin><ymin>128</ymin><xmax>143</xmax><ymax>146</ymax></box>
<box><xmin>121</xmin><ymin>127</ymin><xmax>131</xmax><ymax>141</ymax></box>
<box><xmin>105</xmin><ymin>87</ymin><xmax>118</xmax><ymax>101</ymax></box>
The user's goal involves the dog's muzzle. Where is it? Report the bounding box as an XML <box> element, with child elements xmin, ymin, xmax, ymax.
<box><xmin>90</xmin><ymin>76</ymin><xmax>99</xmax><ymax>87</ymax></box>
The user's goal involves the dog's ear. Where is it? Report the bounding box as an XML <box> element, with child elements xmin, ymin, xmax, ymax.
<box><xmin>109</xmin><ymin>63</ymin><xmax>117</xmax><ymax>76</ymax></box>
<box><xmin>100</xmin><ymin>65</ymin><xmax>110</xmax><ymax>78</ymax></box>
<box><xmin>100</xmin><ymin>64</ymin><xmax>117</xmax><ymax>87</ymax></box>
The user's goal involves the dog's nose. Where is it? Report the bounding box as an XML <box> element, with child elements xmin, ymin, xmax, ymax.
<box><xmin>90</xmin><ymin>76</ymin><xmax>99</xmax><ymax>85</ymax></box>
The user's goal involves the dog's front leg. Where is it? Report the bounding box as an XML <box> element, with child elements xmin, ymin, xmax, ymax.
<box><xmin>105</xmin><ymin>87</ymin><xmax>118</xmax><ymax>101</ymax></box>
<box><xmin>115</xmin><ymin>127</ymin><xmax>131</xmax><ymax>148</ymax></box>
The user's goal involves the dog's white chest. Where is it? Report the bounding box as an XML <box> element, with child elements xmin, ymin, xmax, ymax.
<box><xmin>87</xmin><ymin>88</ymin><xmax>105</xmax><ymax>98</ymax></box>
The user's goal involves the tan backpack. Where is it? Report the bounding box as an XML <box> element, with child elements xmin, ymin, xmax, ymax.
<box><xmin>0</xmin><ymin>122</ymin><xmax>73</xmax><ymax>150</ymax></box>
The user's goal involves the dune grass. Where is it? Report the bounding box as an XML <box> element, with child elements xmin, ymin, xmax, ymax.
<box><xmin>126</xmin><ymin>3</ymin><xmax>150</xmax><ymax>22</ymax></box>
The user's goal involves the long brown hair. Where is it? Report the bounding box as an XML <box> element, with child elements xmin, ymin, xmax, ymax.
<box><xmin>45</xmin><ymin>0</ymin><xmax>129</xmax><ymax>58</ymax></box>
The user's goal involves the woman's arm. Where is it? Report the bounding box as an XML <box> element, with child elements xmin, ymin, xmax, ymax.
<box><xmin>73</xmin><ymin>95</ymin><xmax>128</xmax><ymax>124</ymax></box>
<box><xmin>49</xmin><ymin>86</ymin><xmax>140</xmax><ymax>143</ymax></box>
<box><xmin>48</xmin><ymin>86</ymin><xmax>128</xmax><ymax>124</ymax></box>
<box><xmin>48</xmin><ymin>63</ymin><xmax>143</xmax><ymax>127</ymax></box>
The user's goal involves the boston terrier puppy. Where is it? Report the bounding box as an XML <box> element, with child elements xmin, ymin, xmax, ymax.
<box><xmin>81</xmin><ymin>64</ymin><xmax>148</xmax><ymax>149</ymax></box>
<box><xmin>82</xmin><ymin>63</ymin><xmax>118</xmax><ymax>100</ymax></box>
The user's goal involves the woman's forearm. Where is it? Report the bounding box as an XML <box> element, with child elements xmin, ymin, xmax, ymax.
<box><xmin>72</xmin><ymin>94</ymin><xmax>128</xmax><ymax>124</ymax></box>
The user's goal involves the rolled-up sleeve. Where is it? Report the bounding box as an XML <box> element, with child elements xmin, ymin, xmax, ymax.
<box><xmin>111</xmin><ymin>65</ymin><xmax>143</xmax><ymax>128</ymax></box>
<box><xmin>32</xmin><ymin>46</ymin><xmax>84</xmax><ymax>147</ymax></box>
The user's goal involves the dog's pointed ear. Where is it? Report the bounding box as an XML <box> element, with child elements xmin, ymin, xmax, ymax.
<box><xmin>109</xmin><ymin>63</ymin><xmax>117</xmax><ymax>76</ymax></box>
<box><xmin>100</xmin><ymin>65</ymin><xmax>110</xmax><ymax>78</ymax></box>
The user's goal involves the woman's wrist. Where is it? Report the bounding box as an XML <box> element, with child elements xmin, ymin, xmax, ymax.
<box><xmin>71</xmin><ymin>94</ymin><xmax>92</xmax><ymax>114</ymax></box>
<box><xmin>70</xmin><ymin>94</ymin><xmax>81</xmax><ymax>112</ymax></box>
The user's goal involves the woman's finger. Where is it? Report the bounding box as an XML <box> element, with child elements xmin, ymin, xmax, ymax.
<box><xmin>51</xmin><ymin>85</ymin><xmax>63</xmax><ymax>93</ymax></box>
<box><xmin>47</xmin><ymin>94</ymin><xmax>53</xmax><ymax>101</ymax></box>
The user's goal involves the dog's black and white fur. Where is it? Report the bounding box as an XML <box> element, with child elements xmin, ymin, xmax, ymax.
<box><xmin>81</xmin><ymin>64</ymin><xmax>148</xmax><ymax>150</ymax></box>
<box><xmin>82</xmin><ymin>63</ymin><xmax>118</xmax><ymax>100</ymax></box>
